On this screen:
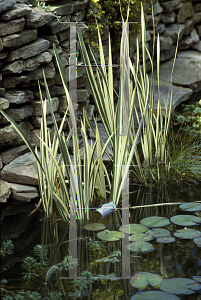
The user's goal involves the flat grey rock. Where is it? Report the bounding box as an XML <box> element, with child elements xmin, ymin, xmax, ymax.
<box><xmin>5</xmin><ymin>90</ymin><xmax>34</xmax><ymax>104</ymax></box>
<box><xmin>3</xmin><ymin>51</ymin><xmax>52</xmax><ymax>74</ymax></box>
<box><xmin>155</xmin><ymin>50</ymin><xmax>201</xmax><ymax>90</ymax></box>
<box><xmin>0</xmin><ymin>3</ymin><xmax>31</xmax><ymax>20</ymax></box>
<box><xmin>9</xmin><ymin>183</ymin><xmax>39</xmax><ymax>202</ymax></box>
<box><xmin>0</xmin><ymin>121</ymin><xmax>32</xmax><ymax>149</ymax></box>
<box><xmin>2</xmin><ymin>29</ymin><xmax>37</xmax><ymax>49</ymax></box>
<box><xmin>25</xmin><ymin>7</ymin><xmax>55</xmax><ymax>28</ymax></box>
<box><xmin>1</xmin><ymin>144</ymin><xmax>35</xmax><ymax>165</ymax></box>
<box><xmin>0</xmin><ymin>180</ymin><xmax>11</xmax><ymax>203</ymax></box>
<box><xmin>3</xmin><ymin>75</ymin><xmax>30</xmax><ymax>89</ymax></box>
<box><xmin>0</xmin><ymin>0</ymin><xmax>16</xmax><ymax>14</ymax></box>
<box><xmin>2</xmin><ymin>152</ymin><xmax>39</xmax><ymax>185</ymax></box>
<box><xmin>32</xmin><ymin>97</ymin><xmax>59</xmax><ymax>116</ymax></box>
<box><xmin>0</xmin><ymin>17</ymin><xmax>25</xmax><ymax>36</ymax></box>
<box><xmin>0</xmin><ymin>98</ymin><xmax>9</xmax><ymax>110</ymax></box>
<box><xmin>2</xmin><ymin>104</ymin><xmax>33</xmax><ymax>123</ymax></box>
<box><xmin>7</xmin><ymin>38</ymin><xmax>50</xmax><ymax>61</ymax></box>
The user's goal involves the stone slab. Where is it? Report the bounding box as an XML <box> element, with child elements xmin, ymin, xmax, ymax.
<box><xmin>2</xmin><ymin>29</ymin><xmax>37</xmax><ymax>49</ymax></box>
<box><xmin>28</xmin><ymin>61</ymin><xmax>56</xmax><ymax>80</ymax></box>
<box><xmin>0</xmin><ymin>98</ymin><xmax>9</xmax><ymax>110</ymax></box>
<box><xmin>3</xmin><ymin>51</ymin><xmax>52</xmax><ymax>74</ymax></box>
<box><xmin>0</xmin><ymin>180</ymin><xmax>11</xmax><ymax>203</ymax></box>
<box><xmin>0</xmin><ymin>3</ymin><xmax>31</xmax><ymax>20</ymax></box>
<box><xmin>7</xmin><ymin>38</ymin><xmax>50</xmax><ymax>61</ymax></box>
<box><xmin>0</xmin><ymin>121</ymin><xmax>32</xmax><ymax>148</ymax></box>
<box><xmin>156</xmin><ymin>50</ymin><xmax>201</xmax><ymax>90</ymax></box>
<box><xmin>177</xmin><ymin>1</ymin><xmax>194</xmax><ymax>23</ymax></box>
<box><xmin>5</xmin><ymin>90</ymin><xmax>34</xmax><ymax>104</ymax></box>
<box><xmin>1</xmin><ymin>152</ymin><xmax>39</xmax><ymax>185</ymax></box>
<box><xmin>2</xmin><ymin>104</ymin><xmax>33</xmax><ymax>123</ymax></box>
<box><xmin>9</xmin><ymin>183</ymin><xmax>39</xmax><ymax>202</ymax></box>
<box><xmin>3</xmin><ymin>75</ymin><xmax>30</xmax><ymax>88</ymax></box>
<box><xmin>25</xmin><ymin>7</ymin><xmax>55</xmax><ymax>28</ymax></box>
<box><xmin>0</xmin><ymin>17</ymin><xmax>25</xmax><ymax>36</ymax></box>
<box><xmin>32</xmin><ymin>97</ymin><xmax>59</xmax><ymax>116</ymax></box>
<box><xmin>0</xmin><ymin>144</ymin><xmax>36</xmax><ymax>165</ymax></box>
<box><xmin>0</xmin><ymin>0</ymin><xmax>16</xmax><ymax>14</ymax></box>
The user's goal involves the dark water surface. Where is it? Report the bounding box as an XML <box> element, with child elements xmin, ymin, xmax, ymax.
<box><xmin>1</xmin><ymin>181</ymin><xmax>201</xmax><ymax>299</ymax></box>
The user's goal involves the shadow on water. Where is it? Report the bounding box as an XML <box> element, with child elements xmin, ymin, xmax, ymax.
<box><xmin>1</xmin><ymin>182</ymin><xmax>201</xmax><ymax>299</ymax></box>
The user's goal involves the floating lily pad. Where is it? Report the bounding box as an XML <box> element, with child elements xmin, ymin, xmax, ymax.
<box><xmin>147</xmin><ymin>228</ymin><xmax>170</xmax><ymax>238</ymax></box>
<box><xmin>193</xmin><ymin>236</ymin><xmax>201</xmax><ymax>247</ymax></box>
<box><xmin>140</xmin><ymin>216</ymin><xmax>170</xmax><ymax>228</ymax></box>
<box><xmin>174</xmin><ymin>229</ymin><xmax>201</xmax><ymax>239</ymax></box>
<box><xmin>130</xmin><ymin>272</ymin><xmax>164</xmax><ymax>290</ymax></box>
<box><xmin>156</xmin><ymin>236</ymin><xmax>176</xmax><ymax>243</ymax></box>
<box><xmin>128</xmin><ymin>241</ymin><xmax>154</xmax><ymax>253</ymax></box>
<box><xmin>160</xmin><ymin>278</ymin><xmax>200</xmax><ymax>295</ymax></box>
<box><xmin>84</xmin><ymin>223</ymin><xmax>106</xmax><ymax>231</ymax></box>
<box><xmin>97</xmin><ymin>230</ymin><xmax>125</xmax><ymax>241</ymax></box>
<box><xmin>170</xmin><ymin>215</ymin><xmax>201</xmax><ymax>226</ymax></box>
<box><xmin>192</xmin><ymin>276</ymin><xmax>201</xmax><ymax>283</ymax></box>
<box><xmin>179</xmin><ymin>202</ymin><xmax>201</xmax><ymax>212</ymax></box>
<box><xmin>130</xmin><ymin>291</ymin><xmax>180</xmax><ymax>300</ymax></box>
<box><xmin>130</xmin><ymin>233</ymin><xmax>153</xmax><ymax>242</ymax></box>
<box><xmin>119</xmin><ymin>224</ymin><xmax>148</xmax><ymax>234</ymax></box>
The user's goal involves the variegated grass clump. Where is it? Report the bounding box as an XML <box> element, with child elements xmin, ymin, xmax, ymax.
<box><xmin>77</xmin><ymin>2</ymin><xmax>179</xmax><ymax>194</ymax></box>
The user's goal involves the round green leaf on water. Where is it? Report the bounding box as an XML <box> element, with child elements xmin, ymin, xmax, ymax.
<box><xmin>84</xmin><ymin>223</ymin><xmax>106</xmax><ymax>231</ymax></box>
<box><xmin>130</xmin><ymin>233</ymin><xmax>153</xmax><ymax>242</ymax></box>
<box><xmin>192</xmin><ymin>276</ymin><xmax>201</xmax><ymax>283</ymax></box>
<box><xmin>119</xmin><ymin>224</ymin><xmax>148</xmax><ymax>234</ymax></box>
<box><xmin>160</xmin><ymin>278</ymin><xmax>200</xmax><ymax>295</ymax></box>
<box><xmin>128</xmin><ymin>241</ymin><xmax>154</xmax><ymax>253</ymax></box>
<box><xmin>130</xmin><ymin>291</ymin><xmax>180</xmax><ymax>300</ymax></box>
<box><xmin>130</xmin><ymin>272</ymin><xmax>164</xmax><ymax>290</ymax></box>
<box><xmin>174</xmin><ymin>228</ymin><xmax>201</xmax><ymax>239</ymax></box>
<box><xmin>147</xmin><ymin>228</ymin><xmax>170</xmax><ymax>238</ymax></box>
<box><xmin>179</xmin><ymin>202</ymin><xmax>201</xmax><ymax>212</ymax></box>
<box><xmin>140</xmin><ymin>216</ymin><xmax>170</xmax><ymax>228</ymax></box>
<box><xmin>156</xmin><ymin>236</ymin><xmax>176</xmax><ymax>243</ymax></box>
<box><xmin>97</xmin><ymin>230</ymin><xmax>125</xmax><ymax>241</ymax></box>
<box><xmin>170</xmin><ymin>215</ymin><xmax>201</xmax><ymax>226</ymax></box>
<box><xmin>193</xmin><ymin>236</ymin><xmax>201</xmax><ymax>247</ymax></box>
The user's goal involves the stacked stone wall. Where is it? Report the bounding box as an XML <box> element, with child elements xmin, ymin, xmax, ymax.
<box><xmin>0</xmin><ymin>0</ymin><xmax>201</xmax><ymax>169</ymax></box>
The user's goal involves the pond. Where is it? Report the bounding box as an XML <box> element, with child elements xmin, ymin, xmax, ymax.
<box><xmin>1</xmin><ymin>181</ymin><xmax>201</xmax><ymax>300</ymax></box>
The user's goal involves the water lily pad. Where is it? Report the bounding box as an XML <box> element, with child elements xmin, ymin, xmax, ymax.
<box><xmin>130</xmin><ymin>233</ymin><xmax>153</xmax><ymax>242</ymax></box>
<box><xmin>174</xmin><ymin>228</ymin><xmax>201</xmax><ymax>239</ymax></box>
<box><xmin>147</xmin><ymin>228</ymin><xmax>170</xmax><ymax>238</ymax></box>
<box><xmin>193</xmin><ymin>236</ymin><xmax>201</xmax><ymax>247</ymax></box>
<box><xmin>156</xmin><ymin>236</ymin><xmax>176</xmax><ymax>243</ymax></box>
<box><xmin>170</xmin><ymin>215</ymin><xmax>201</xmax><ymax>226</ymax></box>
<box><xmin>128</xmin><ymin>241</ymin><xmax>154</xmax><ymax>253</ymax></box>
<box><xmin>140</xmin><ymin>216</ymin><xmax>170</xmax><ymax>228</ymax></box>
<box><xmin>84</xmin><ymin>223</ymin><xmax>106</xmax><ymax>231</ymax></box>
<box><xmin>160</xmin><ymin>278</ymin><xmax>200</xmax><ymax>295</ymax></box>
<box><xmin>97</xmin><ymin>230</ymin><xmax>125</xmax><ymax>241</ymax></box>
<box><xmin>130</xmin><ymin>291</ymin><xmax>180</xmax><ymax>300</ymax></box>
<box><xmin>130</xmin><ymin>272</ymin><xmax>164</xmax><ymax>290</ymax></box>
<box><xmin>119</xmin><ymin>224</ymin><xmax>148</xmax><ymax>234</ymax></box>
<box><xmin>179</xmin><ymin>202</ymin><xmax>201</xmax><ymax>212</ymax></box>
<box><xmin>192</xmin><ymin>276</ymin><xmax>201</xmax><ymax>283</ymax></box>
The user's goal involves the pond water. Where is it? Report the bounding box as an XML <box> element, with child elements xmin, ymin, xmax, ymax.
<box><xmin>1</xmin><ymin>95</ymin><xmax>201</xmax><ymax>299</ymax></box>
<box><xmin>1</xmin><ymin>181</ymin><xmax>201</xmax><ymax>300</ymax></box>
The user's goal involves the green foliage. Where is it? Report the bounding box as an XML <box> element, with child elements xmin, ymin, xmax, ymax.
<box><xmin>86</xmin><ymin>0</ymin><xmax>151</xmax><ymax>51</ymax></box>
<box><xmin>69</xmin><ymin>270</ymin><xmax>94</xmax><ymax>299</ymax></box>
<box><xmin>33</xmin><ymin>244</ymin><xmax>49</xmax><ymax>267</ymax></box>
<box><xmin>27</xmin><ymin>0</ymin><xmax>61</xmax><ymax>21</ymax></box>
<box><xmin>3</xmin><ymin>291</ymin><xmax>42</xmax><ymax>300</ymax></box>
<box><xmin>45</xmin><ymin>256</ymin><xmax>78</xmax><ymax>284</ymax></box>
<box><xmin>0</xmin><ymin>240</ymin><xmax>14</xmax><ymax>257</ymax></box>
<box><xmin>21</xmin><ymin>257</ymin><xmax>39</xmax><ymax>280</ymax></box>
<box><xmin>172</xmin><ymin>99</ymin><xmax>201</xmax><ymax>134</ymax></box>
